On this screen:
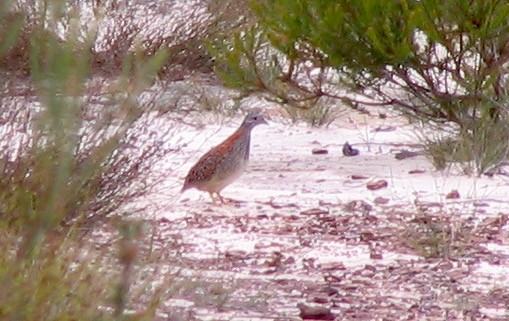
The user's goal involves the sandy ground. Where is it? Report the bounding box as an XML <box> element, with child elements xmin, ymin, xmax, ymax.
<box><xmin>138</xmin><ymin>109</ymin><xmax>509</xmax><ymax>321</ymax></box>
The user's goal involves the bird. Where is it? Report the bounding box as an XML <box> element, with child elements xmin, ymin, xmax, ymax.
<box><xmin>182</xmin><ymin>110</ymin><xmax>268</xmax><ymax>203</ymax></box>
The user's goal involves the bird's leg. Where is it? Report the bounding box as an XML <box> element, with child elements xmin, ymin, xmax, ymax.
<box><xmin>209</xmin><ymin>192</ymin><xmax>218</xmax><ymax>204</ymax></box>
<box><xmin>217</xmin><ymin>193</ymin><xmax>244</xmax><ymax>204</ymax></box>
<box><xmin>216</xmin><ymin>192</ymin><xmax>226</xmax><ymax>204</ymax></box>
<box><xmin>209</xmin><ymin>192</ymin><xmax>238</xmax><ymax>205</ymax></box>
<box><xmin>208</xmin><ymin>192</ymin><xmax>225</xmax><ymax>204</ymax></box>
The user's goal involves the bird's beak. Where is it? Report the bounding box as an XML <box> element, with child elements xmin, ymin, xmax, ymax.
<box><xmin>259</xmin><ymin>113</ymin><xmax>269</xmax><ymax>125</ymax></box>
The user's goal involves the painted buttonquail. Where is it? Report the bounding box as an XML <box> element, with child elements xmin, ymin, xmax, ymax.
<box><xmin>182</xmin><ymin>110</ymin><xmax>268</xmax><ymax>203</ymax></box>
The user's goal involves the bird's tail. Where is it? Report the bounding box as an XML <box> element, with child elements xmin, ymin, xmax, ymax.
<box><xmin>180</xmin><ymin>182</ymin><xmax>190</xmax><ymax>193</ymax></box>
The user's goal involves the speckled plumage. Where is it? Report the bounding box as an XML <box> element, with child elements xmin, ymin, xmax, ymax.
<box><xmin>182</xmin><ymin>110</ymin><xmax>267</xmax><ymax>203</ymax></box>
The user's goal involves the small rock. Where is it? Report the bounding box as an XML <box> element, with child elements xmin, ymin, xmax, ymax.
<box><xmin>322</xmin><ymin>287</ymin><xmax>339</xmax><ymax>296</ymax></box>
<box><xmin>312</xmin><ymin>148</ymin><xmax>329</xmax><ymax>155</ymax></box>
<box><xmin>342</xmin><ymin>141</ymin><xmax>359</xmax><ymax>156</ymax></box>
<box><xmin>311</xmin><ymin>295</ymin><xmax>329</xmax><ymax>304</ymax></box>
<box><xmin>224</xmin><ymin>250</ymin><xmax>247</xmax><ymax>259</ymax></box>
<box><xmin>445</xmin><ymin>189</ymin><xmax>460</xmax><ymax>199</ymax></box>
<box><xmin>366</xmin><ymin>180</ymin><xmax>388</xmax><ymax>190</ymax></box>
<box><xmin>437</xmin><ymin>261</ymin><xmax>454</xmax><ymax>271</ymax></box>
<box><xmin>360</xmin><ymin>231</ymin><xmax>376</xmax><ymax>241</ymax></box>
<box><xmin>318</xmin><ymin>200</ymin><xmax>334</xmax><ymax>206</ymax></box>
<box><xmin>301</xmin><ymin>208</ymin><xmax>329</xmax><ymax>216</ymax></box>
<box><xmin>343</xmin><ymin>200</ymin><xmax>373</xmax><ymax>214</ymax></box>
<box><xmin>364</xmin><ymin>264</ymin><xmax>377</xmax><ymax>271</ymax></box>
<box><xmin>374</xmin><ymin>197</ymin><xmax>390</xmax><ymax>204</ymax></box>
<box><xmin>297</xmin><ymin>303</ymin><xmax>335</xmax><ymax>320</ymax></box>
<box><xmin>319</xmin><ymin>262</ymin><xmax>346</xmax><ymax>271</ymax></box>
<box><xmin>372</xmin><ymin>125</ymin><xmax>396</xmax><ymax>132</ymax></box>
<box><xmin>395</xmin><ymin>150</ymin><xmax>421</xmax><ymax>160</ymax></box>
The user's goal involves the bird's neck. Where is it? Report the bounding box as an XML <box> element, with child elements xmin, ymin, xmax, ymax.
<box><xmin>234</xmin><ymin>125</ymin><xmax>252</xmax><ymax>160</ymax></box>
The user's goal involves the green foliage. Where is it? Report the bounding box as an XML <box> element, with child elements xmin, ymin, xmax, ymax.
<box><xmin>253</xmin><ymin>0</ymin><xmax>417</xmax><ymax>68</ymax></box>
<box><xmin>209</xmin><ymin>0</ymin><xmax>509</xmax><ymax>172</ymax></box>
<box><xmin>0</xmin><ymin>1</ymin><xmax>170</xmax><ymax>319</ymax></box>
<box><xmin>0</xmin><ymin>220</ymin><xmax>162</xmax><ymax>321</ymax></box>
<box><xmin>401</xmin><ymin>207</ymin><xmax>496</xmax><ymax>260</ymax></box>
<box><xmin>424</xmin><ymin>114</ymin><xmax>509</xmax><ymax>175</ymax></box>
<box><xmin>209</xmin><ymin>28</ymin><xmax>342</xmax><ymax>125</ymax></box>
<box><xmin>0</xmin><ymin>0</ymin><xmax>172</xmax><ymax>251</ymax></box>
<box><xmin>0</xmin><ymin>231</ymin><xmax>112</xmax><ymax>321</ymax></box>
<box><xmin>402</xmin><ymin>213</ymin><xmax>462</xmax><ymax>259</ymax></box>
<box><xmin>284</xmin><ymin>97</ymin><xmax>346</xmax><ymax>126</ymax></box>
<box><xmin>0</xmin><ymin>11</ymin><xmax>24</xmax><ymax>61</ymax></box>
<box><xmin>208</xmin><ymin>27</ymin><xmax>280</xmax><ymax>93</ymax></box>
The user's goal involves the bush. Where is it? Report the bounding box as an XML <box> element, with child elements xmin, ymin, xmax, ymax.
<box><xmin>209</xmin><ymin>0</ymin><xmax>509</xmax><ymax>172</ymax></box>
<box><xmin>423</xmin><ymin>114</ymin><xmax>509</xmax><ymax>174</ymax></box>
<box><xmin>0</xmin><ymin>0</ymin><xmax>176</xmax><ymax>319</ymax></box>
<box><xmin>2</xmin><ymin>0</ymin><xmax>249</xmax><ymax>79</ymax></box>
<box><xmin>0</xmin><ymin>222</ymin><xmax>159</xmax><ymax>321</ymax></box>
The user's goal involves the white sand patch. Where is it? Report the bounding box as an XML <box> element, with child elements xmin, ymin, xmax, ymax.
<box><xmin>132</xmin><ymin>109</ymin><xmax>509</xmax><ymax>320</ymax></box>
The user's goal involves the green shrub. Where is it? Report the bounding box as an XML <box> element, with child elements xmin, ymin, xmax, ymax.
<box><xmin>0</xmin><ymin>1</ymin><xmax>171</xmax><ymax>319</ymax></box>
<box><xmin>423</xmin><ymin>112</ymin><xmax>509</xmax><ymax>175</ymax></box>
<box><xmin>209</xmin><ymin>0</ymin><xmax>509</xmax><ymax>172</ymax></box>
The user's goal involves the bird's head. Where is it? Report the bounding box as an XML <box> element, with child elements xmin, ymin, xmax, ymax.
<box><xmin>242</xmin><ymin>109</ymin><xmax>268</xmax><ymax>128</ymax></box>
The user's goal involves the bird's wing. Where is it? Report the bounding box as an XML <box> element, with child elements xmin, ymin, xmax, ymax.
<box><xmin>183</xmin><ymin>132</ymin><xmax>240</xmax><ymax>188</ymax></box>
